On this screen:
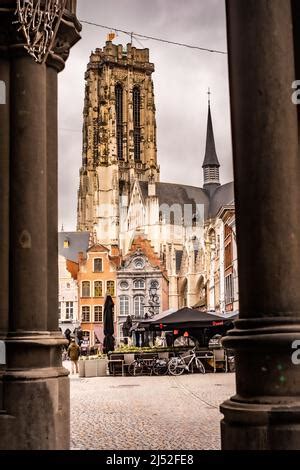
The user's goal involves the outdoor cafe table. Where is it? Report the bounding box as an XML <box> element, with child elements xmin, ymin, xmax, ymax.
<box><xmin>196</xmin><ymin>350</ymin><xmax>214</xmax><ymax>359</ymax></box>
<box><xmin>108</xmin><ymin>358</ymin><xmax>125</xmax><ymax>376</ymax></box>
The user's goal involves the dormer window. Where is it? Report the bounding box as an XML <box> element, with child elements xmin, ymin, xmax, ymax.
<box><xmin>94</xmin><ymin>258</ymin><xmax>103</xmax><ymax>272</ymax></box>
<box><xmin>64</xmin><ymin>239</ymin><xmax>70</xmax><ymax>248</ymax></box>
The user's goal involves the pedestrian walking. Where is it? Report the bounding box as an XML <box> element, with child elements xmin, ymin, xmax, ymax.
<box><xmin>67</xmin><ymin>338</ymin><xmax>80</xmax><ymax>374</ymax></box>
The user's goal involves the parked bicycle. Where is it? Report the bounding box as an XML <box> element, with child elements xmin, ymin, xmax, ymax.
<box><xmin>168</xmin><ymin>347</ymin><xmax>205</xmax><ymax>376</ymax></box>
<box><xmin>227</xmin><ymin>350</ymin><xmax>235</xmax><ymax>372</ymax></box>
<box><xmin>128</xmin><ymin>356</ymin><xmax>169</xmax><ymax>376</ymax></box>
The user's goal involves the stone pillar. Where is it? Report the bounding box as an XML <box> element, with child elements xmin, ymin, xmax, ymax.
<box><xmin>47</xmin><ymin>60</ymin><xmax>59</xmax><ymax>333</ymax></box>
<box><xmin>0</xmin><ymin>43</ymin><xmax>10</xmax><ymax>413</ymax></box>
<box><xmin>221</xmin><ymin>1</ymin><xmax>300</xmax><ymax>449</ymax></box>
<box><xmin>0</xmin><ymin>1</ymin><xmax>81</xmax><ymax>449</ymax></box>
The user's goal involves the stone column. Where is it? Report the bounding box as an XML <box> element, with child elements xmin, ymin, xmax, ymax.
<box><xmin>0</xmin><ymin>43</ymin><xmax>10</xmax><ymax>413</ymax></box>
<box><xmin>0</xmin><ymin>1</ymin><xmax>81</xmax><ymax>449</ymax></box>
<box><xmin>221</xmin><ymin>1</ymin><xmax>300</xmax><ymax>449</ymax></box>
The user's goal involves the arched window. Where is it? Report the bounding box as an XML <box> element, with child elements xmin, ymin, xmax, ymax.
<box><xmin>133</xmin><ymin>86</ymin><xmax>141</xmax><ymax>161</ymax></box>
<box><xmin>82</xmin><ymin>281</ymin><xmax>90</xmax><ymax>297</ymax></box>
<box><xmin>115</xmin><ymin>84</ymin><xmax>123</xmax><ymax>160</ymax></box>
<box><xmin>94</xmin><ymin>281</ymin><xmax>103</xmax><ymax>297</ymax></box>
<box><xmin>134</xmin><ymin>295</ymin><xmax>144</xmax><ymax>318</ymax></box>
<box><xmin>119</xmin><ymin>296</ymin><xmax>129</xmax><ymax>316</ymax></box>
<box><xmin>133</xmin><ymin>279</ymin><xmax>145</xmax><ymax>289</ymax></box>
<box><xmin>106</xmin><ymin>280</ymin><xmax>115</xmax><ymax>296</ymax></box>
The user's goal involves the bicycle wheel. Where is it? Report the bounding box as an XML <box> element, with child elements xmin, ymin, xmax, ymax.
<box><xmin>195</xmin><ymin>358</ymin><xmax>206</xmax><ymax>374</ymax></box>
<box><xmin>168</xmin><ymin>357</ymin><xmax>185</xmax><ymax>376</ymax></box>
<box><xmin>152</xmin><ymin>359</ymin><xmax>168</xmax><ymax>376</ymax></box>
<box><xmin>228</xmin><ymin>357</ymin><xmax>235</xmax><ymax>372</ymax></box>
<box><xmin>128</xmin><ymin>360</ymin><xmax>143</xmax><ymax>376</ymax></box>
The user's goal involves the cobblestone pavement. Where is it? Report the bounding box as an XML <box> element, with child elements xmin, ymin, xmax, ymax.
<box><xmin>67</xmin><ymin>362</ymin><xmax>235</xmax><ymax>450</ymax></box>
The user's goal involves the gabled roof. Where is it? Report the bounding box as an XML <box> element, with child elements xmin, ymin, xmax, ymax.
<box><xmin>202</xmin><ymin>104</ymin><xmax>220</xmax><ymax>168</ymax></box>
<box><xmin>58</xmin><ymin>231</ymin><xmax>90</xmax><ymax>263</ymax></box>
<box><xmin>87</xmin><ymin>243</ymin><xmax>109</xmax><ymax>253</ymax></box>
<box><xmin>124</xmin><ymin>234</ymin><xmax>164</xmax><ymax>267</ymax></box>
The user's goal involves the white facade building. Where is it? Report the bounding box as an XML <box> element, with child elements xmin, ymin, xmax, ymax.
<box><xmin>58</xmin><ymin>231</ymin><xmax>91</xmax><ymax>334</ymax></box>
<box><xmin>58</xmin><ymin>255</ymin><xmax>79</xmax><ymax>333</ymax></box>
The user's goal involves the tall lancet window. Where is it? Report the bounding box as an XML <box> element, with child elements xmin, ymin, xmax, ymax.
<box><xmin>115</xmin><ymin>84</ymin><xmax>123</xmax><ymax>160</ymax></box>
<box><xmin>133</xmin><ymin>86</ymin><xmax>141</xmax><ymax>161</ymax></box>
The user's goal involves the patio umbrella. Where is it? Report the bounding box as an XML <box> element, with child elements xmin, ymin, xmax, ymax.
<box><xmin>103</xmin><ymin>295</ymin><xmax>115</xmax><ymax>354</ymax></box>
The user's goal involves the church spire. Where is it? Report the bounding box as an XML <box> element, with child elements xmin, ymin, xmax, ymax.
<box><xmin>202</xmin><ymin>89</ymin><xmax>220</xmax><ymax>189</ymax></box>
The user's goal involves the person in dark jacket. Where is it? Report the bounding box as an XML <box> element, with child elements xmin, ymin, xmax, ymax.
<box><xmin>64</xmin><ymin>328</ymin><xmax>72</xmax><ymax>351</ymax></box>
<box><xmin>67</xmin><ymin>338</ymin><xmax>80</xmax><ymax>374</ymax></box>
<box><xmin>103</xmin><ymin>295</ymin><xmax>115</xmax><ymax>354</ymax></box>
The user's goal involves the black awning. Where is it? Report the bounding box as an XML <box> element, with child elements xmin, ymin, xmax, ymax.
<box><xmin>148</xmin><ymin>307</ymin><xmax>238</xmax><ymax>328</ymax></box>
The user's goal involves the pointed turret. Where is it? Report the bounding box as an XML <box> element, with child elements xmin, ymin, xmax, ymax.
<box><xmin>202</xmin><ymin>90</ymin><xmax>220</xmax><ymax>193</ymax></box>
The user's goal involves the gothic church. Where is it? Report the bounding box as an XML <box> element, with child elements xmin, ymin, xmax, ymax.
<box><xmin>77</xmin><ymin>41</ymin><xmax>235</xmax><ymax>312</ymax></box>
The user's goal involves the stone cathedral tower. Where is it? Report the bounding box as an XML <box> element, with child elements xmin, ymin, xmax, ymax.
<box><xmin>77</xmin><ymin>41</ymin><xmax>160</xmax><ymax>246</ymax></box>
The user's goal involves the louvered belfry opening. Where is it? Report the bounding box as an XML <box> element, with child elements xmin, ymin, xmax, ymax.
<box><xmin>133</xmin><ymin>86</ymin><xmax>141</xmax><ymax>161</ymax></box>
<box><xmin>115</xmin><ymin>83</ymin><xmax>123</xmax><ymax>160</ymax></box>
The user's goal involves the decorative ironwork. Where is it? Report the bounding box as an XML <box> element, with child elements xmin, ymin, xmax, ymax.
<box><xmin>14</xmin><ymin>0</ymin><xmax>67</xmax><ymax>63</ymax></box>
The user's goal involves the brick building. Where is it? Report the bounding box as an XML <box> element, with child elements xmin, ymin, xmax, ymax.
<box><xmin>77</xmin><ymin>244</ymin><xmax>120</xmax><ymax>348</ymax></box>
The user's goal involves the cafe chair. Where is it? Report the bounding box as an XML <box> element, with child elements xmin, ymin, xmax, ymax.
<box><xmin>213</xmin><ymin>348</ymin><xmax>228</xmax><ymax>373</ymax></box>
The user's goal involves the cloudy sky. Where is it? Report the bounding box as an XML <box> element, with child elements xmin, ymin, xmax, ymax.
<box><xmin>58</xmin><ymin>0</ymin><xmax>233</xmax><ymax>230</ymax></box>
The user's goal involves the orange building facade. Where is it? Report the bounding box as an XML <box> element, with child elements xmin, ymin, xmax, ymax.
<box><xmin>77</xmin><ymin>244</ymin><xmax>120</xmax><ymax>348</ymax></box>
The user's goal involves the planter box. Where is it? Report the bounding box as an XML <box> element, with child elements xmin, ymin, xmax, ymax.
<box><xmin>81</xmin><ymin>358</ymin><xmax>108</xmax><ymax>377</ymax></box>
<box><xmin>78</xmin><ymin>360</ymin><xmax>85</xmax><ymax>378</ymax></box>
<box><xmin>96</xmin><ymin>358</ymin><xmax>108</xmax><ymax>377</ymax></box>
<box><xmin>85</xmin><ymin>359</ymin><xmax>98</xmax><ymax>377</ymax></box>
